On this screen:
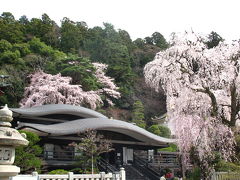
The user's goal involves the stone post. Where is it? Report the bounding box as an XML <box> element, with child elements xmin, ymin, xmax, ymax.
<box><xmin>120</xmin><ymin>167</ymin><xmax>126</xmax><ymax>180</ymax></box>
<box><xmin>68</xmin><ymin>172</ymin><xmax>73</xmax><ymax>180</ymax></box>
<box><xmin>100</xmin><ymin>172</ymin><xmax>105</xmax><ymax>180</ymax></box>
<box><xmin>0</xmin><ymin>105</ymin><xmax>29</xmax><ymax>180</ymax></box>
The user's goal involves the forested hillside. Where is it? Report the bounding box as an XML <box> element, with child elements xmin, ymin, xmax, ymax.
<box><xmin>0</xmin><ymin>12</ymin><xmax>169</xmax><ymax>127</ymax></box>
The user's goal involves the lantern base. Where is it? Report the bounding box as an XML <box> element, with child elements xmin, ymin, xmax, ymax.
<box><xmin>0</xmin><ymin>165</ymin><xmax>20</xmax><ymax>179</ymax></box>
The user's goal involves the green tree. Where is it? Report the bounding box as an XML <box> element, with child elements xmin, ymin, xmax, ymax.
<box><xmin>133</xmin><ymin>38</ymin><xmax>145</xmax><ymax>49</ymax></box>
<box><xmin>119</xmin><ymin>29</ymin><xmax>134</xmax><ymax>52</ymax></box>
<box><xmin>0</xmin><ymin>50</ymin><xmax>21</xmax><ymax>64</ymax></box>
<box><xmin>132</xmin><ymin>43</ymin><xmax>161</xmax><ymax>70</ymax></box>
<box><xmin>144</xmin><ymin>36</ymin><xmax>153</xmax><ymax>45</ymax></box>
<box><xmin>18</xmin><ymin>15</ymin><xmax>29</xmax><ymax>25</ymax></box>
<box><xmin>159</xmin><ymin>143</ymin><xmax>178</xmax><ymax>152</ymax></box>
<box><xmin>151</xmin><ymin>32</ymin><xmax>169</xmax><ymax>49</ymax></box>
<box><xmin>132</xmin><ymin>100</ymin><xmax>146</xmax><ymax>128</ymax></box>
<box><xmin>84</xmin><ymin>24</ymin><xmax>134</xmax><ymax>101</ymax></box>
<box><xmin>148</xmin><ymin>124</ymin><xmax>161</xmax><ymax>135</ymax></box>
<box><xmin>0</xmin><ymin>12</ymin><xmax>24</xmax><ymax>43</ymax></box>
<box><xmin>12</xmin><ymin>43</ymin><xmax>31</xmax><ymax>56</ymax></box>
<box><xmin>56</xmin><ymin>57</ymin><xmax>100</xmax><ymax>91</ymax></box>
<box><xmin>28</xmin><ymin>37</ymin><xmax>65</xmax><ymax>62</ymax></box>
<box><xmin>148</xmin><ymin>124</ymin><xmax>171</xmax><ymax>138</ymax></box>
<box><xmin>0</xmin><ymin>39</ymin><xmax>12</xmax><ymax>53</ymax></box>
<box><xmin>206</xmin><ymin>31</ymin><xmax>224</xmax><ymax>49</ymax></box>
<box><xmin>102</xmin><ymin>23</ymin><xmax>121</xmax><ymax>42</ymax></box>
<box><xmin>106</xmin><ymin>43</ymin><xmax>134</xmax><ymax>94</ymax></box>
<box><xmin>29</xmin><ymin>37</ymin><xmax>53</xmax><ymax>56</ymax></box>
<box><xmin>0</xmin><ymin>64</ymin><xmax>28</xmax><ymax>107</ymax></box>
<box><xmin>15</xmin><ymin>131</ymin><xmax>42</xmax><ymax>173</ymax></box>
<box><xmin>25</xmin><ymin>14</ymin><xmax>60</xmax><ymax>48</ymax></box>
<box><xmin>60</xmin><ymin>17</ymin><xmax>87</xmax><ymax>54</ymax></box>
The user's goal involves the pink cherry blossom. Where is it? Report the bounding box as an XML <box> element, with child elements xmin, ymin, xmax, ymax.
<box><xmin>144</xmin><ymin>32</ymin><xmax>237</xmax><ymax>177</ymax></box>
<box><xmin>20</xmin><ymin>62</ymin><xmax>120</xmax><ymax>109</ymax></box>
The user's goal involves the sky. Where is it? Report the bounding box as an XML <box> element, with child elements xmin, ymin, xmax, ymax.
<box><xmin>1</xmin><ymin>0</ymin><xmax>240</xmax><ymax>41</ymax></box>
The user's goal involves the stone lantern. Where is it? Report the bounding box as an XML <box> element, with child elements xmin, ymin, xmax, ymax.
<box><xmin>0</xmin><ymin>104</ymin><xmax>29</xmax><ymax>180</ymax></box>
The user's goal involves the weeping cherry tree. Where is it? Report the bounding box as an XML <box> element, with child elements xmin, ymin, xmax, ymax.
<box><xmin>144</xmin><ymin>32</ymin><xmax>238</xmax><ymax>179</ymax></box>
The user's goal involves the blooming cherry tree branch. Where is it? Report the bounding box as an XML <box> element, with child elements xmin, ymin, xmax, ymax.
<box><xmin>144</xmin><ymin>32</ymin><xmax>237</xmax><ymax>178</ymax></box>
<box><xmin>20</xmin><ymin>62</ymin><xmax>120</xmax><ymax>109</ymax></box>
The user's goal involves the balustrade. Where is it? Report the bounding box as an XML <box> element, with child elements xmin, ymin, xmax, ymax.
<box><xmin>11</xmin><ymin>168</ymin><xmax>126</xmax><ymax>180</ymax></box>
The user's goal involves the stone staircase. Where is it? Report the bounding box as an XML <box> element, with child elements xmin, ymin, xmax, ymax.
<box><xmin>124</xmin><ymin>165</ymin><xmax>150</xmax><ymax>180</ymax></box>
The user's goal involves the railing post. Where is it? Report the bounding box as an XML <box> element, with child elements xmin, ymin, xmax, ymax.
<box><xmin>32</xmin><ymin>171</ymin><xmax>38</xmax><ymax>177</ymax></box>
<box><xmin>120</xmin><ymin>167</ymin><xmax>125</xmax><ymax>180</ymax></box>
<box><xmin>68</xmin><ymin>172</ymin><xmax>73</xmax><ymax>180</ymax></box>
<box><xmin>100</xmin><ymin>172</ymin><xmax>105</xmax><ymax>180</ymax></box>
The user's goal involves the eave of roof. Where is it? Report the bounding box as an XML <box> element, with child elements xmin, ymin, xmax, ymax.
<box><xmin>18</xmin><ymin>117</ymin><xmax>175</xmax><ymax>145</ymax></box>
<box><xmin>11</xmin><ymin>104</ymin><xmax>107</xmax><ymax>118</ymax></box>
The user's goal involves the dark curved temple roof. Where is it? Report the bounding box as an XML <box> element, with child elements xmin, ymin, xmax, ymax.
<box><xmin>11</xmin><ymin>104</ymin><xmax>175</xmax><ymax>146</ymax></box>
<box><xmin>12</xmin><ymin>104</ymin><xmax>107</xmax><ymax>119</ymax></box>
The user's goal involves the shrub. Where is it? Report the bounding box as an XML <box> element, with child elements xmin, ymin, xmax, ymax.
<box><xmin>48</xmin><ymin>169</ymin><xmax>69</xmax><ymax>174</ymax></box>
<box><xmin>215</xmin><ymin>160</ymin><xmax>240</xmax><ymax>172</ymax></box>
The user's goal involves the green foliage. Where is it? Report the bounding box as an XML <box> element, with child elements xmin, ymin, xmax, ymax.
<box><xmin>0</xmin><ymin>40</ymin><xmax>25</xmax><ymax>66</ymax></box>
<box><xmin>147</xmin><ymin>124</ymin><xmax>171</xmax><ymax>138</ymax></box>
<box><xmin>151</xmin><ymin>32</ymin><xmax>169</xmax><ymax>49</ymax></box>
<box><xmin>13</xmin><ymin>43</ymin><xmax>31</xmax><ymax>56</ymax></box>
<box><xmin>158</xmin><ymin>125</ymin><xmax>171</xmax><ymax>138</ymax></box>
<box><xmin>51</xmin><ymin>50</ymin><xmax>66</xmax><ymax>61</ymax></box>
<box><xmin>48</xmin><ymin>169</ymin><xmax>69</xmax><ymax>174</ymax></box>
<box><xmin>132</xmin><ymin>44</ymin><xmax>161</xmax><ymax>69</ymax></box>
<box><xmin>15</xmin><ymin>130</ymin><xmax>42</xmax><ymax>173</ymax></box>
<box><xmin>206</xmin><ymin>31</ymin><xmax>224</xmax><ymax>49</ymax></box>
<box><xmin>0</xmin><ymin>12</ymin><xmax>24</xmax><ymax>43</ymax></box>
<box><xmin>144</xmin><ymin>32</ymin><xmax>168</xmax><ymax>50</ymax></box>
<box><xmin>215</xmin><ymin>160</ymin><xmax>240</xmax><ymax>172</ymax></box>
<box><xmin>0</xmin><ymin>50</ymin><xmax>21</xmax><ymax>64</ymax></box>
<box><xmin>235</xmin><ymin>134</ymin><xmax>240</xmax><ymax>160</ymax></box>
<box><xmin>118</xmin><ymin>29</ymin><xmax>134</xmax><ymax>52</ymax></box>
<box><xmin>148</xmin><ymin>125</ymin><xmax>161</xmax><ymax>135</ymax></box>
<box><xmin>159</xmin><ymin>143</ymin><xmax>178</xmax><ymax>152</ymax></box>
<box><xmin>70</xmin><ymin>167</ymin><xmax>99</xmax><ymax>174</ymax></box>
<box><xmin>56</xmin><ymin>57</ymin><xmax>100</xmax><ymax>91</ymax></box>
<box><xmin>28</xmin><ymin>37</ymin><xmax>66</xmax><ymax>66</ymax></box>
<box><xmin>0</xmin><ymin>12</ymin><xmax>170</xmax><ymax>122</ymax></box>
<box><xmin>29</xmin><ymin>37</ymin><xmax>53</xmax><ymax>56</ymax></box>
<box><xmin>0</xmin><ymin>65</ymin><xmax>27</xmax><ymax>107</ymax></box>
<box><xmin>84</xmin><ymin>24</ymin><xmax>134</xmax><ymax>104</ymax></box>
<box><xmin>105</xmin><ymin>43</ymin><xmax>134</xmax><ymax>99</ymax></box>
<box><xmin>24</xmin><ymin>14</ymin><xmax>60</xmax><ymax>48</ymax></box>
<box><xmin>132</xmin><ymin>100</ymin><xmax>146</xmax><ymax>128</ymax></box>
<box><xmin>0</xmin><ymin>39</ymin><xmax>12</xmax><ymax>53</ymax></box>
<box><xmin>60</xmin><ymin>17</ymin><xmax>87</xmax><ymax>53</ymax></box>
<box><xmin>186</xmin><ymin>167</ymin><xmax>201</xmax><ymax>180</ymax></box>
<box><xmin>23</xmin><ymin>54</ymin><xmax>46</xmax><ymax>70</ymax></box>
<box><xmin>133</xmin><ymin>38</ymin><xmax>145</xmax><ymax>49</ymax></box>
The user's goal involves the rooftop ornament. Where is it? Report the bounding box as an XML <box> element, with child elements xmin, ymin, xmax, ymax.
<box><xmin>0</xmin><ymin>104</ymin><xmax>29</xmax><ymax>180</ymax></box>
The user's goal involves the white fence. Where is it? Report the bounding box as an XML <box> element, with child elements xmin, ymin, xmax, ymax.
<box><xmin>211</xmin><ymin>172</ymin><xmax>240</xmax><ymax>180</ymax></box>
<box><xmin>11</xmin><ymin>168</ymin><xmax>126</xmax><ymax>180</ymax></box>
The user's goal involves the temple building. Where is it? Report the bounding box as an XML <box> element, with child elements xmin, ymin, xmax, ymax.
<box><xmin>11</xmin><ymin>104</ymin><xmax>180</xmax><ymax>179</ymax></box>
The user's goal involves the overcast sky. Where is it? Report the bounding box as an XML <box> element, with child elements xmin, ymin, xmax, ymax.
<box><xmin>1</xmin><ymin>0</ymin><xmax>240</xmax><ymax>41</ymax></box>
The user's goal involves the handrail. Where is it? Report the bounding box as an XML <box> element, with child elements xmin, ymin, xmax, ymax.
<box><xmin>133</xmin><ymin>155</ymin><xmax>160</xmax><ymax>180</ymax></box>
<box><xmin>136</xmin><ymin>153</ymin><xmax>180</xmax><ymax>167</ymax></box>
<box><xmin>97</xmin><ymin>158</ymin><xmax>119</xmax><ymax>173</ymax></box>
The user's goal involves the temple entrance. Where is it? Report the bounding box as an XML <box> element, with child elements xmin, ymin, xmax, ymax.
<box><xmin>123</xmin><ymin>147</ymin><xmax>133</xmax><ymax>164</ymax></box>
